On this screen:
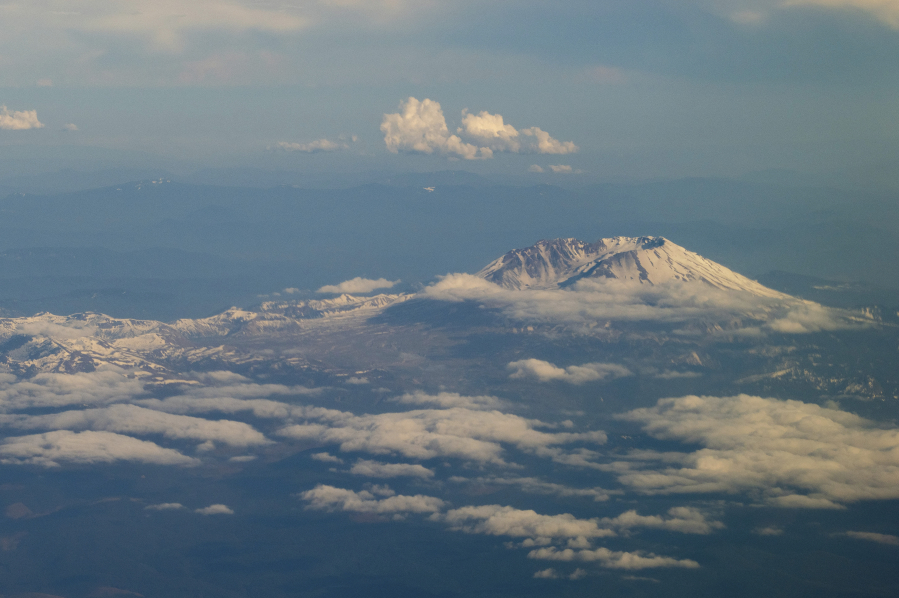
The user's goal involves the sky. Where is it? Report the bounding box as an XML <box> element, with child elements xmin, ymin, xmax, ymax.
<box><xmin>1</xmin><ymin>0</ymin><xmax>899</xmax><ymax>182</ymax></box>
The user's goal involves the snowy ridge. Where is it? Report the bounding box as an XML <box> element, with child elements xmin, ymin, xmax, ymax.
<box><xmin>477</xmin><ymin>237</ymin><xmax>787</xmax><ymax>298</ymax></box>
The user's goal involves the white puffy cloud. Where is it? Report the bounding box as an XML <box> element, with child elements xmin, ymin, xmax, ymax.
<box><xmin>599</xmin><ymin>507</ymin><xmax>724</xmax><ymax>535</ymax></box>
<box><xmin>195</xmin><ymin>504</ymin><xmax>234</xmax><ymax>515</ymax></box>
<box><xmin>0</xmin><ymin>106</ymin><xmax>43</xmax><ymax>131</ymax></box>
<box><xmin>62</xmin><ymin>123</ymin><xmax>78</xmax><ymax>132</ymax></box>
<box><xmin>381</xmin><ymin>97</ymin><xmax>487</xmax><ymax>160</ymax></box>
<box><xmin>349</xmin><ymin>459</ymin><xmax>435</xmax><ymax>478</ymax></box>
<box><xmin>0</xmin><ymin>404</ymin><xmax>271</xmax><ymax>448</ymax></box>
<box><xmin>316</xmin><ymin>277</ymin><xmax>399</xmax><ymax>294</ymax></box>
<box><xmin>277</xmin><ymin>405</ymin><xmax>606</xmax><ymax>466</ymax></box>
<box><xmin>438</xmin><ymin>504</ymin><xmax>616</xmax><ymax>541</ymax></box>
<box><xmin>527</xmin><ymin>546</ymin><xmax>700</xmax><ymax>569</ymax></box>
<box><xmin>382</xmin><ymin>97</ymin><xmax>578</xmax><ymax>160</ymax></box>
<box><xmin>520</xmin><ymin>129</ymin><xmax>578</xmax><ymax>155</ymax></box>
<box><xmin>548</xmin><ymin>164</ymin><xmax>573</xmax><ymax>173</ymax></box>
<box><xmin>507</xmin><ymin>359</ymin><xmax>632</xmax><ymax>384</ymax></box>
<box><xmin>273</xmin><ymin>138</ymin><xmax>349</xmax><ymax>153</ymax></box>
<box><xmin>457</xmin><ymin>110</ymin><xmax>522</xmax><ymax>152</ymax></box>
<box><xmin>613</xmin><ymin>394</ymin><xmax>899</xmax><ymax>507</ymax></box>
<box><xmin>392</xmin><ymin>391</ymin><xmax>507</xmax><ymax>411</ymax></box>
<box><xmin>528</xmin><ymin>165</ymin><xmax>545</xmax><ymax>173</ymax></box>
<box><xmin>0</xmin><ymin>430</ymin><xmax>199</xmax><ymax>467</ymax></box>
<box><xmin>300</xmin><ymin>484</ymin><xmax>445</xmax><ymax>514</ymax></box>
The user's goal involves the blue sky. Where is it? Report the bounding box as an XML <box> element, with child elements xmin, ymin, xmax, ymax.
<box><xmin>1</xmin><ymin>0</ymin><xmax>898</xmax><ymax>181</ymax></box>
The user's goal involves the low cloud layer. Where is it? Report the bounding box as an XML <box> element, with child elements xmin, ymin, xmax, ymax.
<box><xmin>614</xmin><ymin>394</ymin><xmax>899</xmax><ymax>508</ymax></box>
<box><xmin>381</xmin><ymin>97</ymin><xmax>577</xmax><ymax>160</ymax></box>
<box><xmin>317</xmin><ymin>277</ymin><xmax>399</xmax><ymax>294</ymax></box>
<box><xmin>508</xmin><ymin>359</ymin><xmax>632</xmax><ymax>384</ymax></box>
<box><xmin>278</xmin><ymin>404</ymin><xmax>606</xmax><ymax>467</ymax></box>
<box><xmin>527</xmin><ymin>546</ymin><xmax>699</xmax><ymax>570</ymax></box>
<box><xmin>422</xmin><ymin>274</ymin><xmax>857</xmax><ymax>335</ymax></box>
<box><xmin>0</xmin><ymin>106</ymin><xmax>43</xmax><ymax>130</ymax></box>
<box><xmin>301</xmin><ymin>484</ymin><xmax>445</xmax><ymax>514</ymax></box>
<box><xmin>0</xmin><ymin>430</ymin><xmax>198</xmax><ymax>467</ymax></box>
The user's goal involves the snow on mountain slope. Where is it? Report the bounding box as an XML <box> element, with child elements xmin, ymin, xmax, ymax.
<box><xmin>477</xmin><ymin>237</ymin><xmax>787</xmax><ymax>298</ymax></box>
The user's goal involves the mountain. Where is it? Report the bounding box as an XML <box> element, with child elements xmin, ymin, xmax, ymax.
<box><xmin>477</xmin><ymin>236</ymin><xmax>788</xmax><ymax>298</ymax></box>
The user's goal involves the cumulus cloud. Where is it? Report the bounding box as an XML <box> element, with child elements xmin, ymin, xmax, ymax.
<box><xmin>316</xmin><ymin>277</ymin><xmax>399</xmax><ymax>294</ymax></box>
<box><xmin>0</xmin><ymin>430</ymin><xmax>199</xmax><ymax>467</ymax></box>
<box><xmin>613</xmin><ymin>394</ymin><xmax>899</xmax><ymax>507</ymax></box>
<box><xmin>508</xmin><ymin>359</ymin><xmax>632</xmax><ymax>384</ymax></box>
<box><xmin>195</xmin><ymin>504</ymin><xmax>234</xmax><ymax>515</ymax></box>
<box><xmin>0</xmin><ymin>404</ymin><xmax>271</xmax><ymax>448</ymax></box>
<box><xmin>300</xmin><ymin>484</ymin><xmax>445</xmax><ymax>514</ymax></box>
<box><xmin>528</xmin><ymin>165</ymin><xmax>545</xmax><ymax>173</ymax></box>
<box><xmin>599</xmin><ymin>507</ymin><xmax>724</xmax><ymax>535</ymax></box>
<box><xmin>381</xmin><ymin>97</ymin><xmax>577</xmax><ymax>160</ymax></box>
<box><xmin>381</xmin><ymin>97</ymin><xmax>487</xmax><ymax>160</ymax></box>
<box><xmin>438</xmin><ymin>504</ymin><xmax>617</xmax><ymax>541</ymax></box>
<box><xmin>548</xmin><ymin>164</ymin><xmax>574</xmax><ymax>173</ymax></box>
<box><xmin>349</xmin><ymin>459</ymin><xmax>435</xmax><ymax>478</ymax></box>
<box><xmin>62</xmin><ymin>123</ymin><xmax>78</xmax><ymax>132</ymax></box>
<box><xmin>527</xmin><ymin>546</ymin><xmax>700</xmax><ymax>569</ymax></box>
<box><xmin>0</xmin><ymin>106</ymin><xmax>43</xmax><ymax>130</ymax></box>
<box><xmin>273</xmin><ymin>138</ymin><xmax>349</xmax><ymax>153</ymax></box>
<box><xmin>277</xmin><ymin>405</ymin><xmax>606</xmax><ymax>467</ymax></box>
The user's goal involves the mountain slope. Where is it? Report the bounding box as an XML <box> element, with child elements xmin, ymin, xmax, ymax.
<box><xmin>477</xmin><ymin>236</ymin><xmax>787</xmax><ymax>298</ymax></box>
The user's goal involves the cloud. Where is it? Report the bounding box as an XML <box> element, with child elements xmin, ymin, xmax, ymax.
<box><xmin>392</xmin><ymin>391</ymin><xmax>507</xmax><ymax>411</ymax></box>
<box><xmin>311</xmin><ymin>452</ymin><xmax>344</xmax><ymax>464</ymax></box>
<box><xmin>145</xmin><ymin>503</ymin><xmax>186</xmax><ymax>511</ymax></box>
<box><xmin>0</xmin><ymin>404</ymin><xmax>271</xmax><ymax>448</ymax></box>
<box><xmin>784</xmin><ymin>0</ymin><xmax>899</xmax><ymax>29</ymax></box>
<box><xmin>548</xmin><ymin>164</ymin><xmax>574</xmax><ymax>173</ymax></box>
<box><xmin>507</xmin><ymin>359</ymin><xmax>632</xmax><ymax>384</ymax></box>
<box><xmin>438</xmin><ymin>504</ymin><xmax>617</xmax><ymax>541</ymax></box>
<box><xmin>81</xmin><ymin>0</ymin><xmax>308</xmax><ymax>52</ymax></box>
<box><xmin>527</xmin><ymin>546</ymin><xmax>700</xmax><ymax>569</ymax></box>
<box><xmin>300</xmin><ymin>484</ymin><xmax>445</xmax><ymax>514</ymax></box>
<box><xmin>421</xmin><ymin>273</ymin><xmax>856</xmax><ymax>335</ymax></box>
<box><xmin>0</xmin><ymin>106</ymin><xmax>43</xmax><ymax>130</ymax></box>
<box><xmin>273</xmin><ymin>138</ymin><xmax>349</xmax><ymax>153</ymax></box>
<box><xmin>381</xmin><ymin>97</ymin><xmax>487</xmax><ymax>160</ymax></box>
<box><xmin>348</xmin><ymin>459</ymin><xmax>435</xmax><ymax>478</ymax></box>
<box><xmin>381</xmin><ymin>97</ymin><xmax>577</xmax><ymax>160</ymax></box>
<box><xmin>316</xmin><ymin>277</ymin><xmax>399</xmax><ymax>294</ymax></box>
<box><xmin>0</xmin><ymin>367</ymin><xmax>146</xmax><ymax>411</ymax></box>
<box><xmin>839</xmin><ymin>531</ymin><xmax>899</xmax><ymax>545</ymax></box>
<box><xmin>528</xmin><ymin>165</ymin><xmax>545</xmax><ymax>173</ymax></box>
<box><xmin>613</xmin><ymin>394</ymin><xmax>899</xmax><ymax>507</ymax></box>
<box><xmin>62</xmin><ymin>123</ymin><xmax>78</xmax><ymax>132</ymax></box>
<box><xmin>599</xmin><ymin>507</ymin><xmax>724</xmax><ymax>535</ymax></box>
<box><xmin>195</xmin><ymin>504</ymin><xmax>234</xmax><ymax>515</ymax></box>
<box><xmin>0</xmin><ymin>430</ymin><xmax>199</xmax><ymax>467</ymax></box>
<box><xmin>533</xmin><ymin>568</ymin><xmax>559</xmax><ymax>579</ymax></box>
<box><xmin>450</xmin><ymin>475</ymin><xmax>613</xmax><ymax>502</ymax></box>
<box><xmin>278</xmin><ymin>405</ymin><xmax>606</xmax><ymax>467</ymax></box>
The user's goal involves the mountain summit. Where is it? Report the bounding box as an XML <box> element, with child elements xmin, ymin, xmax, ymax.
<box><xmin>477</xmin><ymin>236</ymin><xmax>786</xmax><ymax>298</ymax></box>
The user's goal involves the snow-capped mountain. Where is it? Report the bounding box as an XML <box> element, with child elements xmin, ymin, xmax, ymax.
<box><xmin>477</xmin><ymin>236</ymin><xmax>787</xmax><ymax>298</ymax></box>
